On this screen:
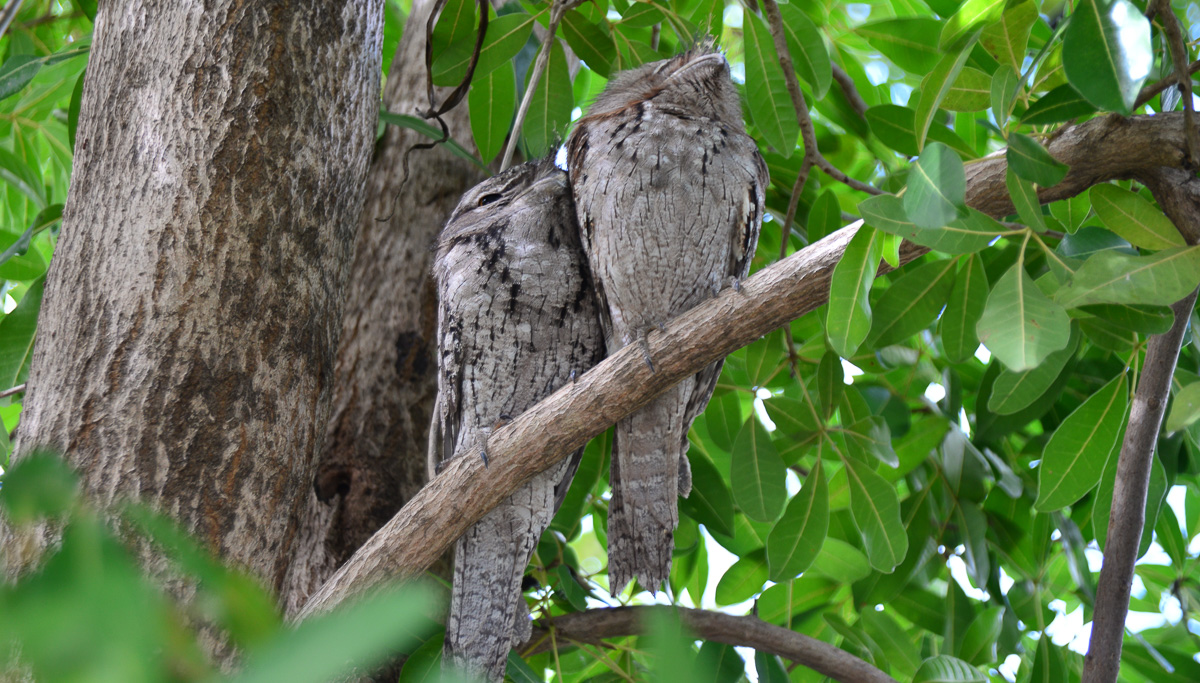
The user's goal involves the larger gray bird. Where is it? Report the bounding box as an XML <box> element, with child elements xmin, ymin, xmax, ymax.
<box><xmin>566</xmin><ymin>47</ymin><xmax>768</xmax><ymax>593</ymax></box>
<box><xmin>430</xmin><ymin>157</ymin><xmax>604</xmax><ymax>681</ymax></box>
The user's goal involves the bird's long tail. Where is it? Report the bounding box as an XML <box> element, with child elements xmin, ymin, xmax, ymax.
<box><xmin>444</xmin><ymin>460</ymin><xmax>567</xmax><ymax>682</ymax></box>
<box><xmin>607</xmin><ymin>379</ymin><xmax>694</xmax><ymax>593</ymax></box>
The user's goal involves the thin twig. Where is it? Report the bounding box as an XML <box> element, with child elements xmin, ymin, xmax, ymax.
<box><xmin>830</xmin><ymin>63</ymin><xmax>868</xmax><ymax>119</ymax></box>
<box><xmin>1135</xmin><ymin>59</ymin><xmax>1200</xmax><ymax>109</ymax></box>
<box><xmin>521</xmin><ymin>606</ymin><xmax>898</xmax><ymax>683</ymax></box>
<box><xmin>778</xmin><ymin>159</ymin><xmax>814</xmax><ymax>376</ymax></box>
<box><xmin>501</xmin><ymin>0</ymin><xmax>582</xmax><ymax>171</ymax></box>
<box><xmin>0</xmin><ymin>384</ymin><xmax>26</xmax><ymax>400</ymax></box>
<box><xmin>758</xmin><ymin>0</ymin><xmax>881</xmax><ymax>196</ymax></box>
<box><xmin>0</xmin><ymin>0</ymin><xmax>26</xmax><ymax>40</ymax></box>
<box><xmin>1150</xmin><ymin>0</ymin><xmax>1199</xmax><ymax>164</ymax></box>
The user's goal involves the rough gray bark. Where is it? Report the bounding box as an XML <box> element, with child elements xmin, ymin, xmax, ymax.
<box><xmin>432</xmin><ymin>159</ymin><xmax>604</xmax><ymax>682</ymax></box>
<box><xmin>0</xmin><ymin>0</ymin><xmax>382</xmax><ymax>624</ymax></box>
<box><xmin>567</xmin><ymin>49</ymin><xmax>767</xmax><ymax>592</ymax></box>
<box><xmin>281</xmin><ymin>0</ymin><xmax>485</xmax><ymax>614</ymax></box>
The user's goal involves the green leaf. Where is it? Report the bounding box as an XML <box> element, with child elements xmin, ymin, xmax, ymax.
<box><xmin>755</xmin><ymin>652</ymin><xmax>789</xmax><ymax>683</ymax></box>
<box><xmin>1026</xmin><ymin>634</ymin><xmax>1067</xmax><ymax>683</ymax></box>
<box><xmin>1005</xmin><ymin>167</ymin><xmax>1046</xmax><ymax>231</ymax></box>
<box><xmin>645</xmin><ymin>609</ymin><xmax>701</xmax><ymax>682</ymax></box>
<box><xmin>866</xmin><ymin>105</ymin><xmax>977</xmax><ymax>158</ymax></box>
<box><xmin>1166</xmin><ymin>381</ymin><xmax>1200</xmax><ymax>433</ymax></box>
<box><xmin>988</xmin><ymin>326</ymin><xmax>1078</xmax><ymax>415</ymax></box>
<box><xmin>431</xmin><ymin>0</ymin><xmax>478</xmax><ymax>48</ymax></box>
<box><xmin>743</xmin><ymin>12</ymin><xmax>799</xmax><ymax>156</ymax></box>
<box><xmin>0</xmin><ymin>146</ymin><xmax>48</xmax><ymax>209</ymax></box>
<box><xmin>379</xmin><ymin>111</ymin><xmax>487</xmax><ymax>171</ymax></box>
<box><xmin>980</xmin><ymin>1</ymin><xmax>1038</xmax><ymax>73</ymax></box>
<box><xmin>1036</xmin><ymin>372</ymin><xmax>1127</xmax><ymax>511</ymax></box>
<box><xmin>1062</xmin><ymin>0</ymin><xmax>1152</xmax><ymax>114</ymax></box>
<box><xmin>230</xmin><ymin>584</ymin><xmax>439</xmax><ymax>683</ymax></box>
<box><xmin>940</xmin><ymin>255</ymin><xmax>989</xmax><ymax>363</ymax></box>
<box><xmin>0</xmin><ymin>205</ymin><xmax>56</xmax><ymax>280</ymax></box>
<box><xmin>520</xmin><ymin>40</ymin><xmax>573</xmax><ymax>158</ymax></box>
<box><xmin>914</xmin><ymin>44</ymin><xmax>976</xmax><ymax>151</ymax></box>
<box><xmin>553</xmin><ymin>565</ymin><xmax>588</xmax><ymax>611</ymax></box>
<box><xmin>810</xmin><ymin>537</ymin><xmax>872</xmax><ymax>583</ymax></box>
<box><xmin>1006</xmin><ymin>133</ymin><xmax>1068</xmax><ymax>187</ymax></box>
<box><xmin>941</xmin><ymin>0</ymin><xmax>1006</xmax><ymax>52</ymax></box>
<box><xmin>78</xmin><ymin>0</ymin><xmax>98</xmax><ymax>21</ymax></box>
<box><xmin>989</xmin><ymin>65</ymin><xmax>1021</xmax><ymax>127</ymax></box>
<box><xmin>827</xmin><ymin>226</ymin><xmax>881</xmax><ymax>357</ymax></box>
<box><xmin>744</xmin><ymin>331</ymin><xmax>785</xmax><ymax>387</ymax></box>
<box><xmin>1078</xmin><ymin>303</ymin><xmax>1172</xmax><ymax>335</ymax></box>
<box><xmin>957</xmin><ymin>606</ymin><xmax>1003</xmax><ymax>666</ymax></box>
<box><xmin>680</xmin><ymin>452</ymin><xmax>736</xmax><ymax>537</ymax></box>
<box><xmin>1022</xmin><ymin>83</ymin><xmax>1098</xmax><ymax>124</ymax></box>
<box><xmin>433</xmin><ymin>13</ymin><xmax>536</xmax><ymax>86</ymax></box>
<box><xmin>714</xmin><ymin>550</ymin><xmax>768</xmax><ymax>604</ymax></box>
<box><xmin>806</xmin><ymin>189</ymin><xmax>841</xmax><ymax>243</ymax></box>
<box><xmin>757</xmin><ymin>576</ymin><xmax>839</xmax><ymax>624</ymax></box>
<box><xmin>696</xmin><ymin>642</ymin><xmax>745</xmax><ymax>683</ymax></box>
<box><xmin>844</xmin><ymin>457</ymin><xmax>908</xmax><ymax>572</ymax></box>
<box><xmin>1056</xmin><ymin>246</ymin><xmax>1200</xmax><ymax>308</ymax></box>
<box><xmin>561</xmin><ymin>10</ymin><xmax>616</xmax><ymax>78</ymax></box>
<box><xmin>912</xmin><ymin>655</ymin><xmax>987</xmax><ymax>682</ymax></box>
<box><xmin>766</xmin><ymin>459</ymin><xmax>828</xmax><ymax>581</ymax></box>
<box><xmin>506</xmin><ymin>650</ymin><xmax>542</xmax><ymax>683</ymax></box>
<box><xmin>976</xmin><ymin>263</ymin><xmax>1072</xmax><ymax>371</ymax></box>
<box><xmin>1154</xmin><ymin>505</ymin><xmax>1188</xmax><ymax>566</ymax></box>
<box><xmin>869</xmin><ymin>258</ymin><xmax>958</xmax><ymax>347</ymax></box>
<box><xmin>468</xmin><ymin>64</ymin><xmax>516</xmax><ymax>164</ymax></box>
<box><xmin>817</xmin><ymin>350</ymin><xmax>843</xmax><ymax>421</ymax></box>
<box><xmin>905</xmin><ymin>143</ymin><xmax>967</xmax><ymax>229</ymax></box>
<box><xmin>0</xmin><ymin>45</ymin><xmax>85</xmax><ymax>102</ymax></box>
<box><xmin>702</xmin><ymin>389</ymin><xmax>742</xmax><ymax>452</ymax></box>
<box><xmin>859</xmin><ymin>18</ymin><xmax>944</xmax><ymax>73</ymax></box>
<box><xmin>0</xmin><ymin>451</ymin><xmax>78</xmax><ymax>523</ymax></box>
<box><xmin>0</xmin><ymin>277</ymin><xmax>45</xmax><ymax>391</ymax></box>
<box><xmin>68</xmin><ymin>69</ymin><xmax>85</xmax><ymax>152</ymax></box>
<box><xmin>1089</xmin><ymin>184</ymin><xmax>1185</xmax><ymax>250</ymax></box>
<box><xmin>1050</xmin><ymin>192</ymin><xmax>1092</xmax><ymax>233</ymax></box>
<box><xmin>940</xmin><ymin>68</ymin><xmax>992</xmax><ymax>112</ymax></box>
<box><xmin>859</xmin><ymin>194</ymin><xmax>1000</xmax><ymax>254</ymax></box>
<box><xmin>778</xmin><ymin>2</ymin><xmax>832</xmax><ymax>99</ymax></box>
<box><xmin>0</xmin><ymin>54</ymin><xmax>45</xmax><ymax>103</ymax></box>
<box><xmin>619</xmin><ymin>3</ymin><xmax>665</xmax><ymax>27</ymax></box>
<box><xmin>730</xmin><ymin>418</ymin><xmax>787</xmax><ymax>522</ymax></box>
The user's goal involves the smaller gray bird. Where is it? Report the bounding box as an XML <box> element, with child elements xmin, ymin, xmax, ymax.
<box><xmin>430</xmin><ymin>157</ymin><xmax>604</xmax><ymax>682</ymax></box>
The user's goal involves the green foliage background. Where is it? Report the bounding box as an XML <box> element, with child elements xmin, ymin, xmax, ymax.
<box><xmin>2</xmin><ymin>0</ymin><xmax>1200</xmax><ymax>681</ymax></box>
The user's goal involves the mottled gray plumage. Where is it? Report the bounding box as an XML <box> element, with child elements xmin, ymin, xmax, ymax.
<box><xmin>430</xmin><ymin>158</ymin><xmax>604</xmax><ymax>682</ymax></box>
<box><xmin>567</xmin><ymin>47</ymin><xmax>768</xmax><ymax>592</ymax></box>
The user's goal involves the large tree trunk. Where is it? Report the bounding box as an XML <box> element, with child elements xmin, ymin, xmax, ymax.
<box><xmin>281</xmin><ymin>0</ymin><xmax>484</xmax><ymax>613</ymax></box>
<box><xmin>0</xmin><ymin>0</ymin><xmax>382</xmax><ymax>618</ymax></box>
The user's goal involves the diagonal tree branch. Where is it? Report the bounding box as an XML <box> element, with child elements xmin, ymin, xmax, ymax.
<box><xmin>1150</xmin><ymin>0</ymin><xmax>1199</xmax><ymax>164</ymax></box>
<box><xmin>520</xmin><ymin>606</ymin><xmax>899</xmax><ymax>683</ymax></box>
<box><xmin>297</xmin><ymin>111</ymin><xmax>1198</xmax><ymax>620</ymax></box>
<box><xmin>1083</xmin><ymin>166</ymin><xmax>1200</xmax><ymax>683</ymax></box>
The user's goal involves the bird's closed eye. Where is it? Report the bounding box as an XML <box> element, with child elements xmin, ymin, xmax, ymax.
<box><xmin>477</xmin><ymin>193</ymin><xmax>503</xmax><ymax>207</ymax></box>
